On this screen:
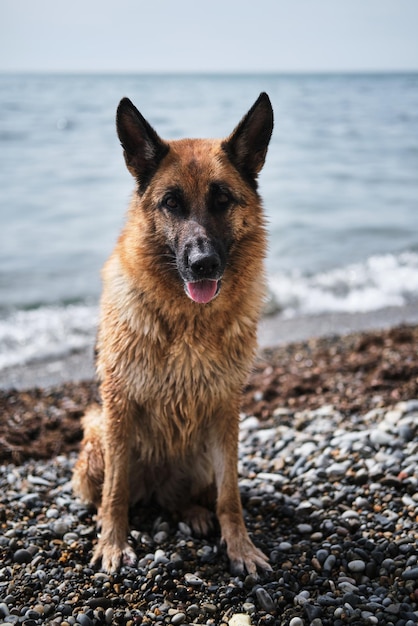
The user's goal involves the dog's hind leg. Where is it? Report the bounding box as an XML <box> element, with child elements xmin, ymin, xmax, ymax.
<box><xmin>72</xmin><ymin>405</ymin><xmax>105</xmax><ymax>508</ymax></box>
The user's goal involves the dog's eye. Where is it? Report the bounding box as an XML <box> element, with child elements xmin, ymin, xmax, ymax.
<box><xmin>164</xmin><ymin>195</ymin><xmax>180</xmax><ymax>212</ymax></box>
<box><xmin>215</xmin><ymin>192</ymin><xmax>231</xmax><ymax>210</ymax></box>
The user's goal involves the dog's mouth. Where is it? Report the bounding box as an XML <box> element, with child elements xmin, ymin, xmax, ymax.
<box><xmin>185</xmin><ymin>279</ymin><xmax>220</xmax><ymax>304</ymax></box>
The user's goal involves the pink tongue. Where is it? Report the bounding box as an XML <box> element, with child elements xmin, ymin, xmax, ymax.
<box><xmin>187</xmin><ymin>280</ymin><xmax>218</xmax><ymax>304</ymax></box>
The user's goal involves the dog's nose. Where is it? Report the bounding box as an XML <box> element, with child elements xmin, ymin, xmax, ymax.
<box><xmin>189</xmin><ymin>249</ymin><xmax>221</xmax><ymax>279</ymax></box>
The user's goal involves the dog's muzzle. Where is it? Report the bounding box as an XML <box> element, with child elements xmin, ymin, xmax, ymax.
<box><xmin>181</xmin><ymin>242</ymin><xmax>224</xmax><ymax>304</ymax></box>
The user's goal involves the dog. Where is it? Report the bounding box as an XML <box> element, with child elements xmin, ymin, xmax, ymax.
<box><xmin>72</xmin><ymin>92</ymin><xmax>273</xmax><ymax>576</ymax></box>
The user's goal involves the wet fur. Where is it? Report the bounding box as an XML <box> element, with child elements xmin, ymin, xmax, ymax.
<box><xmin>73</xmin><ymin>93</ymin><xmax>273</xmax><ymax>575</ymax></box>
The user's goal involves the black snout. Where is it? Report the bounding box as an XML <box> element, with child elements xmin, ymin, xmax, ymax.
<box><xmin>189</xmin><ymin>248</ymin><xmax>221</xmax><ymax>279</ymax></box>
<box><xmin>181</xmin><ymin>235</ymin><xmax>225</xmax><ymax>283</ymax></box>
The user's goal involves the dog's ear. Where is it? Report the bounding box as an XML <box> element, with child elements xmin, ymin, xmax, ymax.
<box><xmin>116</xmin><ymin>98</ymin><xmax>169</xmax><ymax>189</ymax></box>
<box><xmin>223</xmin><ymin>92</ymin><xmax>273</xmax><ymax>186</ymax></box>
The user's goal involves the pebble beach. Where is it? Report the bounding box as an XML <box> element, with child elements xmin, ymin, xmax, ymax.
<box><xmin>1</xmin><ymin>323</ymin><xmax>418</xmax><ymax>626</ymax></box>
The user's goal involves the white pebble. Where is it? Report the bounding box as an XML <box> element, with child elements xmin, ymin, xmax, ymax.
<box><xmin>253</xmin><ymin>428</ymin><xmax>277</xmax><ymax>444</ymax></box>
<box><xmin>229</xmin><ymin>614</ymin><xmax>251</xmax><ymax>626</ymax></box>
<box><xmin>240</xmin><ymin>416</ymin><xmax>260</xmax><ymax>431</ymax></box>
<box><xmin>369</xmin><ymin>430</ymin><xmax>394</xmax><ymax>446</ymax></box>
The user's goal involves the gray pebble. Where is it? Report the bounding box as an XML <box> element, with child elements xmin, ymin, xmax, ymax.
<box><xmin>19</xmin><ymin>492</ymin><xmax>40</xmax><ymax>505</ymax></box>
<box><xmin>171</xmin><ymin>612</ymin><xmax>186</xmax><ymax>625</ymax></box>
<box><xmin>153</xmin><ymin>530</ymin><xmax>168</xmax><ymax>544</ymax></box>
<box><xmin>348</xmin><ymin>559</ymin><xmax>366</xmax><ymax>573</ymax></box>
<box><xmin>402</xmin><ymin>566</ymin><xmax>418</xmax><ymax>580</ymax></box>
<box><xmin>76</xmin><ymin>614</ymin><xmax>93</xmax><ymax>626</ymax></box>
<box><xmin>178</xmin><ymin>521</ymin><xmax>192</xmax><ymax>535</ymax></box>
<box><xmin>52</xmin><ymin>521</ymin><xmax>70</xmax><ymax>537</ymax></box>
<box><xmin>297</xmin><ymin>523</ymin><xmax>313</xmax><ymax>534</ymax></box>
<box><xmin>13</xmin><ymin>548</ymin><xmax>32</xmax><ymax>564</ymax></box>
<box><xmin>184</xmin><ymin>572</ymin><xmax>203</xmax><ymax>586</ymax></box>
<box><xmin>369</xmin><ymin>430</ymin><xmax>394</xmax><ymax>446</ymax></box>
<box><xmin>255</xmin><ymin>587</ymin><xmax>275</xmax><ymax>613</ymax></box>
<box><xmin>323</xmin><ymin>554</ymin><xmax>336</xmax><ymax>572</ymax></box>
<box><xmin>242</xmin><ymin>602</ymin><xmax>256</xmax><ymax>614</ymax></box>
<box><xmin>186</xmin><ymin>604</ymin><xmax>200</xmax><ymax>616</ymax></box>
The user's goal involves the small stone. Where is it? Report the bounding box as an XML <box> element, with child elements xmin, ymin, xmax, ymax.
<box><xmin>240</xmin><ymin>416</ymin><xmax>260</xmax><ymax>431</ymax></box>
<box><xmin>369</xmin><ymin>430</ymin><xmax>394</xmax><ymax>446</ymax></box>
<box><xmin>348</xmin><ymin>559</ymin><xmax>366</xmax><ymax>573</ymax></box>
<box><xmin>341</xmin><ymin>510</ymin><xmax>360</xmax><ymax>519</ymax></box>
<box><xmin>326</xmin><ymin>462</ymin><xmax>350</xmax><ymax>477</ymax></box>
<box><xmin>255</xmin><ymin>587</ymin><xmax>275</xmax><ymax>612</ymax></box>
<box><xmin>384</xmin><ymin>409</ymin><xmax>403</xmax><ymax>423</ymax></box>
<box><xmin>294</xmin><ymin>591</ymin><xmax>309</xmax><ymax>606</ymax></box>
<box><xmin>186</xmin><ymin>604</ymin><xmax>200</xmax><ymax>617</ymax></box>
<box><xmin>289</xmin><ymin>618</ymin><xmax>304</xmax><ymax>626</ymax></box>
<box><xmin>229</xmin><ymin>615</ymin><xmax>251</xmax><ymax>626</ymax></box>
<box><xmin>28</xmin><ymin>474</ymin><xmax>52</xmax><ymax>486</ymax></box>
<box><xmin>76</xmin><ymin>614</ymin><xmax>93</xmax><ymax>626</ymax></box>
<box><xmin>52</xmin><ymin>521</ymin><xmax>70</xmax><ymax>537</ymax></box>
<box><xmin>242</xmin><ymin>602</ymin><xmax>256</xmax><ymax>614</ymax></box>
<box><xmin>184</xmin><ymin>573</ymin><xmax>203</xmax><ymax>586</ymax></box>
<box><xmin>153</xmin><ymin>530</ymin><xmax>168</xmax><ymax>544</ymax></box>
<box><xmin>13</xmin><ymin>548</ymin><xmax>32</xmax><ymax>564</ymax></box>
<box><xmin>402</xmin><ymin>566</ymin><xmax>418</xmax><ymax>580</ymax></box>
<box><xmin>19</xmin><ymin>492</ymin><xmax>40</xmax><ymax>506</ymax></box>
<box><xmin>177</xmin><ymin>522</ymin><xmax>191</xmax><ymax>536</ymax></box>
<box><xmin>297</xmin><ymin>523</ymin><xmax>313</xmax><ymax>534</ymax></box>
<box><xmin>323</xmin><ymin>554</ymin><xmax>336</xmax><ymax>572</ymax></box>
<box><xmin>154</xmin><ymin>549</ymin><xmax>169</xmax><ymax>564</ymax></box>
<box><xmin>171</xmin><ymin>612</ymin><xmax>186</xmax><ymax>625</ymax></box>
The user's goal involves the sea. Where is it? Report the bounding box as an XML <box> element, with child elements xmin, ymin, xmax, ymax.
<box><xmin>1</xmin><ymin>72</ymin><xmax>418</xmax><ymax>371</ymax></box>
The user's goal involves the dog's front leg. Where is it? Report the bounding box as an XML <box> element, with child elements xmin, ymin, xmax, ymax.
<box><xmin>91</xmin><ymin>394</ymin><xmax>137</xmax><ymax>572</ymax></box>
<box><xmin>212</xmin><ymin>409</ymin><xmax>271</xmax><ymax>577</ymax></box>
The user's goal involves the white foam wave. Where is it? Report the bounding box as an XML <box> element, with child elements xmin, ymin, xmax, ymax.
<box><xmin>1</xmin><ymin>252</ymin><xmax>417</xmax><ymax>372</ymax></box>
<box><xmin>269</xmin><ymin>252</ymin><xmax>418</xmax><ymax>317</ymax></box>
<box><xmin>0</xmin><ymin>304</ymin><xmax>98</xmax><ymax>370</ymax></box>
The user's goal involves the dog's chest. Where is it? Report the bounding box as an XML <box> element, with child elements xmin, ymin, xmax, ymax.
<box><xmin>124</xmin><ymin>318</ymin><xmax>251</xmax><ymax>409</ymax></box>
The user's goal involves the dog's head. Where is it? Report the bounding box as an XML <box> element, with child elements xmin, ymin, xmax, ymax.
<box><xmin>116</xmin><ymin>94</ymin><xmax>273</xmax><ymax>304</ymax></box>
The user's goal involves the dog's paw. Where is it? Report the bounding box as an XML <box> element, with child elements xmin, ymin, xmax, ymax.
<box><xmin>91</xmin><ymin>538</ymin><xmax>137</xmax><ymax>573</ymax></box>
<box><xmin>226</xmin><ymin>535</ymin><xmax>272</xmax><ymax>577</ymax></box>
<box><xmin>182</xmin><ymin>505</ymin><xmax>214</xmax><ymax>536</ymax></box>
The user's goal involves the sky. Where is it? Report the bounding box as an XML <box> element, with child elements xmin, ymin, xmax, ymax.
<box><xmin>1</xmin><ymin>0</ymin><xmax>418</xmax><ymax>74</ymax></box>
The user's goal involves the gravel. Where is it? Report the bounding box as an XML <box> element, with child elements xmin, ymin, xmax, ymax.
<box><xmin>1</xmin><ymin>398</ymin><xmax>418</xmax><ymax>625</ymax></box>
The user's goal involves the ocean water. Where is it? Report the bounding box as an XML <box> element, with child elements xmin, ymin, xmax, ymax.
<box><xmin>1</xmin><ymin>72</ymin><xmax>418</xmax><ymax>369</ymax></box>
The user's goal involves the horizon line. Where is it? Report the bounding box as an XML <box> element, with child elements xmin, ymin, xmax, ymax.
<box><xmin>1</xmin><ymin>68</ymin><xmax>418</xmax><ymax>76</ymax></box>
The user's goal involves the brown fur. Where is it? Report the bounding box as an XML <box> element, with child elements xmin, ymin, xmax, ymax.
<box><xmin>72</xmin><ymin>93</ymin><xmax>273</xmax><ymax>575</ymax></box>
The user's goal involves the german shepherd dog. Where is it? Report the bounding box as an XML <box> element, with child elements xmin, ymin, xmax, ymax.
<box><xmin>73</xmin><ymin>93</ymin><xmax>273</xmax><ymax>576</ymax></box>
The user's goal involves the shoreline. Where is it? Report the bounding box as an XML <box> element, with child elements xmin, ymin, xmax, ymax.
<box><xmin>2</xmin><ymin>301</ymin><xmax>418</xmax><ymax>391</ymax></box>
